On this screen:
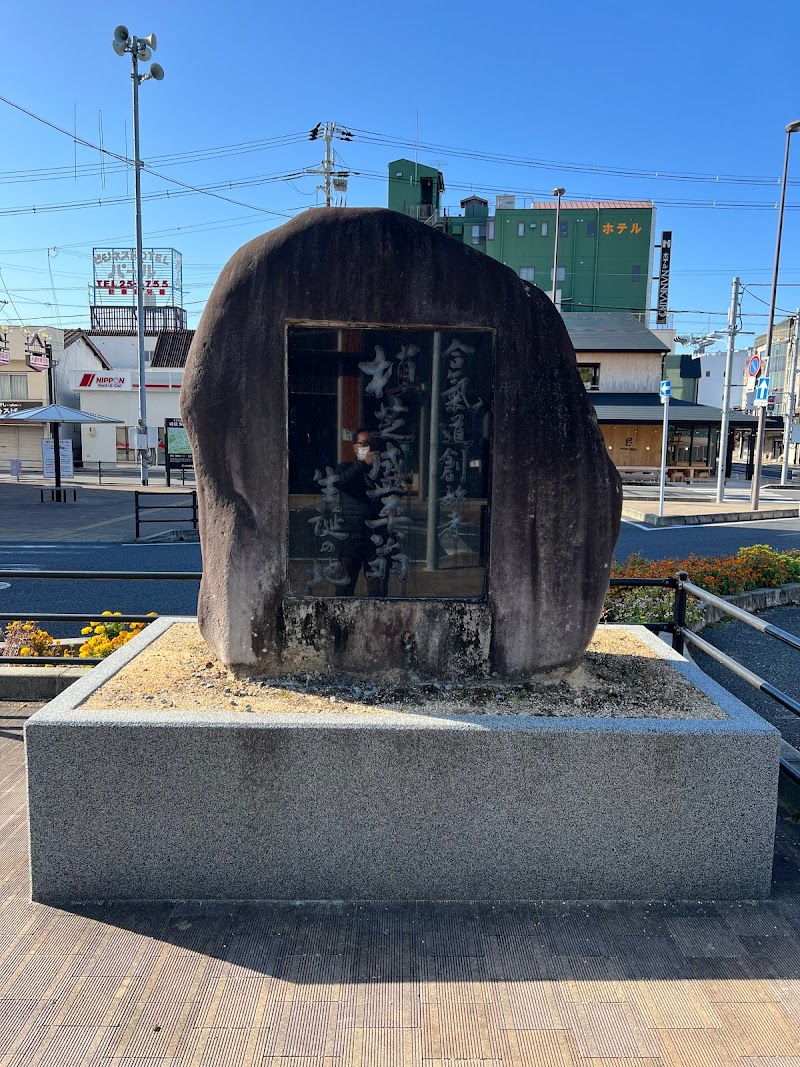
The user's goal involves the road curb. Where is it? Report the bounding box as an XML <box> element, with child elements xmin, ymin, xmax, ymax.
<box><xmin>0</xmin><ymin>666</ymin><xmax>92</xmax><ymax>701</ymax></box>
<box><xmin>701</xmin><ymin>583</ymin><xmax>800</xmax><ymax>626</ymax></box>
<box><xmin>621</xmin><ymin>506</ymin><xmax>800</xmax><ymax>527</ymax></box>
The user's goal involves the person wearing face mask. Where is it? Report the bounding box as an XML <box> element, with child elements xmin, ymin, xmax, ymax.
<box><xmin>333</xmin><ymin>429</ymin><xmax>388</xmax><ymax>596</ymax></box>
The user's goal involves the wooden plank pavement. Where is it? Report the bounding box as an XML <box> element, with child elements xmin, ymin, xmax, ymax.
<box><xmin>2</xmin><ymin>727</ymin><xmax>800</xmax><ymax>1066</ymax></box>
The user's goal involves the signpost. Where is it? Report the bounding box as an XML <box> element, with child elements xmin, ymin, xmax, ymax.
<box><xmin>656</xmin><ymin>232</ymin><xmax>672</xmax><ymax>326</ymax></box>
<box><xmin>164</xmin><ymin>417</ymin><xmax>193</xmax><ymax>487</ymax></box>
<box><xmin>754</xmin><ymin>376</ymin><xmax>771</xmax><ymax>408</ymax></box>
<box><xmin>658</xmin><ymin>380</ymin><xmax>671</xmax><ymax>517</ymax></box>
<box><xmin>747</xmin><ymin>354</ymin><xmax>761</xmax><ymax>379</ymax></box>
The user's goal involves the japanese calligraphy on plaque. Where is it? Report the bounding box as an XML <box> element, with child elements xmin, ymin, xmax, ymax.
<box><xmin>287</xmin><ymin>326</ymin><xmax>493</xmax><ymax>599</ymax></box>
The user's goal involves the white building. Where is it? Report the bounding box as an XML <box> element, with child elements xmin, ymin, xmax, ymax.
<box><xmin>75</xmin><ymin>330</ymin><xmax>192</xmax><ymax>465</ymax></box>
<box><xmin>696</xmin><ymin>347</ymin><xmax>751</xmax><ymax>411</ymax></box>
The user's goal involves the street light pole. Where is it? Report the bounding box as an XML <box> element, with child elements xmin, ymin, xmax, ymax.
<box><xmin>716</xmin><ymin>276</ymin><xmax>741</xmax><ymax>503</ymax></box>
<box><xmin>780</xmin><ymin>309</ymin><xmax>799</xmax><ymax>484</ymax></box>
<box><xmin>112</xmin><ymin>25</ymin><xmax>164</xmax><ymax>487</ymax></box>
<box><xmin>551</xmin><ymin>187</ymin><xmax>565</xmax><ymax>306</ymax></box>
<box><xmin>131</xmin><ymin>44</ymin><xmax>148</xmax><ymax>485</ymax></box>
<box><xmin>750</xmin><ymin>120</ymin><xmax>800</xmax><ymax>511</ymax></box>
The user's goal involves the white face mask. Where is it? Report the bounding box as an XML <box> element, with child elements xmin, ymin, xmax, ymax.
<box><xmin>356</xmin><ymin>444</ymin><xmax>370</xmax><ymax>461</ymax></box>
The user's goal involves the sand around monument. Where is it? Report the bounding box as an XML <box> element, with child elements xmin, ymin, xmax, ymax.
<box><xmin>80</xmin><ymin>623</ymin><xmax>725</xmax><ymax>720</ymax></box>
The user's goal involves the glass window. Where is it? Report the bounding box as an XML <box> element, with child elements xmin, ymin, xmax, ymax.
<box><xmin>587</xmin><ymin>220</ymin><xmax>596</xmax><ymax>237</ymax></box>
<box><xmin>632</xmin><ymin>264</ymin><xmax>641</xmax><ymax>283</ymax></box>
<box><xmin>540</xmin><ymin>221</ymin><xmax>549</xmax><ymax>237</ymax></box>
<box><xmin>287</xmin><ymin>325</ymin><xmax>493</xmax><ymax>600</ymax></box>
<box><xmin>471</xmin><ymin>224</ymin><xmax>485</xmax><ymax>244</ymax></box>
<box><xmin>690</xmin><ymin>426</ymin><xmax>709</xmax><ymax>465</ymax></box>
<box><xmin>0</xmin><ymin>375</ymin><xmax>28</xmax><ymax>401</ymax></box>
<box><xmin>519</xmin><ymin>267</ymin><xmax>535</xmax><ymax>281</ymax></box>
<box><xmin>559</xmin><ymin>220</ymin><xmax>568</xmax><ymax>237</ymax></box>
<box><xmin>550</xmin><ymin>266</ymin><xmax>566</xmax><ymax>282</ymax></box>
<box><xmin>517</xmin><ymin>222</ymin><xmax>525</xmax><ymax>237</ymax></box>
<box><xmin>578</xmin><ymin>364</ymin><xmax>600</xmax><ymax>389</ymax></box>
<box><xmin>487</xmin><ymin>220</ymin><xmax>495</xmax><ymax>241</ymax></box>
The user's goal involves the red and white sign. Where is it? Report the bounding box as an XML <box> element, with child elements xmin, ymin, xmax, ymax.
<box><xmin>78</xmin><ymin>373</ymin><xmax>131</xmax><ymax>390</ymax></box>
<box><xmin>26</xmin><ymin>352</ymin><xmax>49</xmax><ymax>372</ymax></box>
<box><xmin>0</xmin><ymin>350</ymin><xmax>9</xmax><ymax>366</ymax></box>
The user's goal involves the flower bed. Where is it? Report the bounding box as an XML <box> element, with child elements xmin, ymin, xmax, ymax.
<box><xmin>605</xmin><ymin>544</ymin><xmax>800</xmax><ymax>626</ymax></box>
<box><xmin>2</xmin><ymin>612</ymin><xmax>155</xmax><ymax>664</ymax></box>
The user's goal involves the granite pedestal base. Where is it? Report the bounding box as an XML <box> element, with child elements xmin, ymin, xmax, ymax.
<box><xmin>25</xmin><ymin>620</ymin><xmax>780</xmax><ymax>902</ymax></box>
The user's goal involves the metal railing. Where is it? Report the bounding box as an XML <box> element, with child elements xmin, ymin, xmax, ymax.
<box><xmin>1</xmin><ymin>565</ymin><xmax>799</xmax><ymax>789</ymax></box>
<box><xmin>607</xmin><ymin>574</ymin><xmax>686</xmax><ymax>654</ymax></box>
<box><xmin>134</xmin><ymin>490</ymin><xmax>198</xmax><ymax>539</ymax></box>
<box><xmin>0</xmin><ymin>569</ymin><xmax>201</xmax><ymax>665</ymax></box>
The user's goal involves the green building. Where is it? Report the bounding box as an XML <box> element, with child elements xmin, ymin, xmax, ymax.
<box><xmin>388</xmin><ymin>159</ymin><xmax>445</xmax><ymax>222</ymax></box>
<box><xmin>388</xmin><ymin>159</ymin><xmax>654</xmax><ymax>320</ymax></box>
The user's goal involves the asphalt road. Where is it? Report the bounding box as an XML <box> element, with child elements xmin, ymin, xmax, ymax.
<box><xmin>0</xmin><ymin>542</ymin><xmax>202</xmax><ymax>637</ymax></box>
<box><xmin>617</xmin><ymin>515</ymin><xmax>800</xmax><ymax>561</ymax></box>
<box><xmin>690</xmin><ymin>604</ymin><xmax>800</xmax><ymax>750</ymax></box>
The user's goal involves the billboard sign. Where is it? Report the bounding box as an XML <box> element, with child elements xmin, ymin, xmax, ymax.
<box><xmin>165</xmin><ymin>417</ymin><xmax>193</xmax><ymax>476</ymax></box>
<box><xmin>78</xmin><ymin>373</ymin><xmax>131</xmax><ymax>390</ymax></box>
<box><xmin>92</xmin><ymin>247</ymin><xmax>183</xmax><ymax>307</ymax></box>
<box><xmin>656</xmin><ymin>231</ymin><xmax>672</xmax><ymax>326</ymax></box>
<box><xmin>0</xmin><ymin>327</ymin><xmax>9</xmax><ymax>365</ymax></box>
<box><xmin>42</xmin><ymin>439</ymin><xmax>74</xmax><ymax>480</ymax></box>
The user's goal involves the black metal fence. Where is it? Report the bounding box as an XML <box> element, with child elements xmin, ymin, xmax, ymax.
<box><xmin>133</xmin><ymin>491</ymin><xmax>198</xmax><ymax>540</ymax></box>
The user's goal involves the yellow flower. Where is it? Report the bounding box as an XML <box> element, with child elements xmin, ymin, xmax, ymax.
<box><xmin>20</xmin><ymin>646</ymin><xmax>30</xmax><ymax>655</ymax></box>
<box><xmin>94</xmin><ymin>626</ymin><xmax>104</xmax><ymax>635</ymax></box>
<box><xmin>21</xmin><ymin>624</ymin><xmax>32</xmax><ymax>632</ymax></box>
<box><xmin>81</xmin><ymin>627</ymin><xmax>92</xmax><ymax>635</ymax></box>
<box><xmin>101</xmin><ymin>611</ymin><xmax>112</xmax><ymax>616</ymax></box>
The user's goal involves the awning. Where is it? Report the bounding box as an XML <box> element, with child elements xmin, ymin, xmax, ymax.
<box><xmin>588</xmin><ymin>393</ymin><xmax>779</xmax><ymax>427</ymax></box>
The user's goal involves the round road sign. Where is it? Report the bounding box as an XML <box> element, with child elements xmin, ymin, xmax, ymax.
<box><xmin>748</xmin><ymin>354</ymin><xmax>761</xmax><ymax>378</ymax></box>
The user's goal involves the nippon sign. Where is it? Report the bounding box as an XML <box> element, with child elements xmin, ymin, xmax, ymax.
<box><xmin>78</xmin><ymin>373</ymin><xmax>131</xmax><ymax>390</ymax></box>
<box><xmin>656</xmin><ymin>231</ymin><xmax>672</xmax><ymax>326</ymax></box>
<box><xmin>92</xmin><ymin>247</ymin><xmax>183</xmax><ymax>308</ymax></box>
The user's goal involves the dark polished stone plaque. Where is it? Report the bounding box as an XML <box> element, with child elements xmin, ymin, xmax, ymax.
<box><xmin>288</xmin><ymin>325</ymin><xmax>493</xmax><ymax>598</ymax></box>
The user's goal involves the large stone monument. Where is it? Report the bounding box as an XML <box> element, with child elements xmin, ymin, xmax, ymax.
<box><xmin>180</xmin><ymin>207</ymin><xmax>622</xmax><ymax>677</ymax></box>
<box><xmin>24</xmin><ymin>212</ymin><xmax>780</xmax><ymax>903</ymax></box>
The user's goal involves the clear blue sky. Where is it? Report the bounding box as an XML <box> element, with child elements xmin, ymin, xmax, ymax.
<box><xmin>2</xmin><ymin>0</ymin><xmax>799</xmax><ymax>352</ymax></box>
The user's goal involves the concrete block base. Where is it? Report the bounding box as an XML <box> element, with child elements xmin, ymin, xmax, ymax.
<box><xmin>25</xmin><ymin>621</ymin><xmax>780</xmax><ymax>902</ymax></box>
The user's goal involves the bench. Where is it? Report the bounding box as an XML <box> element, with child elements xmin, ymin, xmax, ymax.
<box><xmin>667</xmin><ymin>466</ymin><xmax>712</xmax><ymax>483</ymax></box>
<box><xmin>617</xmin><ymin>466</ymin><xmax>660</xmax><ymax>485</ymax></box>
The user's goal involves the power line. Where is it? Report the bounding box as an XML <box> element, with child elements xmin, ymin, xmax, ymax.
<box><xmin>346</xmin><ymin>124</ymin><xmax>800</xmax><ymax>189</ymax></box>
<box><xmin>0</xmin><ymin>95</ymin><xmax>299</xmax><ymax>220</ymax></box>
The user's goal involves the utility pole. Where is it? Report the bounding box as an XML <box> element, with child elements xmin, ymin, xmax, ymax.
<box><xmin>308</xmin><ymin>122</ymin><xmax>352</xmax><ymax>207</ymax></box>
<box><xmin>716</xmin><ymin>276</ymin><xmax>741</xmax><ymax>503</ymax></box>
<box><xmin>780</xmin><ymin>309</ymin><xmax>799</xmax><ymax>484</ymax></box>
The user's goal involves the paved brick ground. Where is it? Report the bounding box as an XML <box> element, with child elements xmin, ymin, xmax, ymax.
<box><xmin>2</xmin><ymin>725</ymin><xmax>800</xmax><ymax>1065</ymax></box>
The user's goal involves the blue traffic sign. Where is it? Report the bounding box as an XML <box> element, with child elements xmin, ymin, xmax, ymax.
<box><xmin>659</xmin><ymin>380</ymin><xmax>671</xmax><ymax>404</ymax></box>
<box><xmin>754</xmin><ymin>376</ymin><xmax>771</xmax><ymax>406</ymax></box>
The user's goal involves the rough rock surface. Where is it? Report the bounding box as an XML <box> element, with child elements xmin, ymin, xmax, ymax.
<box><xmin>181</xmin><ymin>207</ymin><xmax>622</xmax><ymax>677</ymax></box>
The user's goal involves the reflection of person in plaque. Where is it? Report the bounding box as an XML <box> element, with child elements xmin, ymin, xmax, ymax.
<box><xmin>334</xmin><ymin>429</ymin><xmax>389</xmax><ymax>597</ymax></box>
